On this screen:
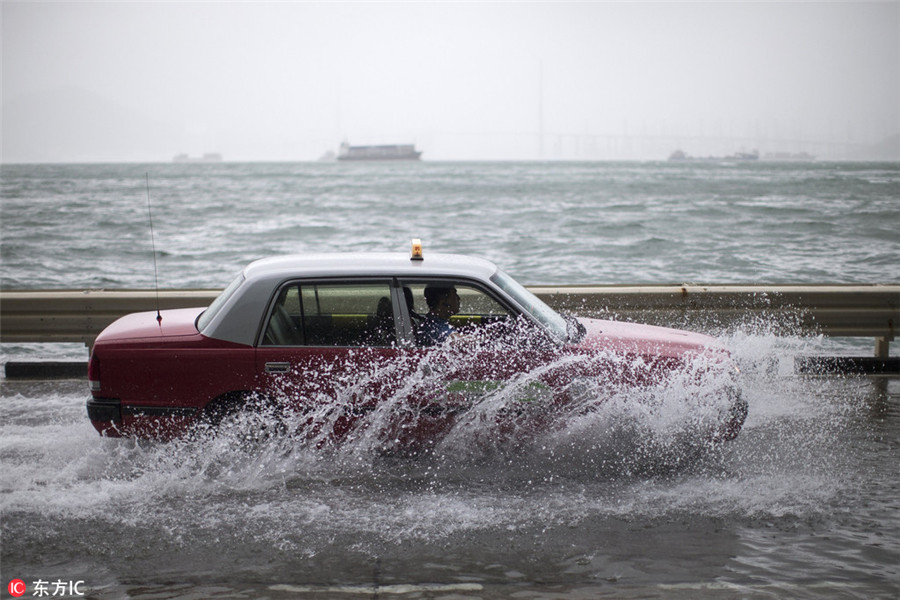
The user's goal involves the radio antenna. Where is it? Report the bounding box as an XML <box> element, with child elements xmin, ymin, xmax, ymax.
<box><xmin>145</xmin><ymin>172</ymin><xmax>163</xmax><ymax>325</ymax></box>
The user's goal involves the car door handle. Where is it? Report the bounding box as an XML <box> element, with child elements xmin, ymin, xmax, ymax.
<box><xmin>265</xmin><ymin>362</ymin><xmax>291</xmax><ymax>374</ymax></box>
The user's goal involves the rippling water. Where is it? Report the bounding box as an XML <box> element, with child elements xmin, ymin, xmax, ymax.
<box><xmin>2</xmin><ymin>161</ymin><xmax>899</xmax><ymax>289</ymax></box>
<box><xmin>1</xmin><ymin>161</ymin><xmax>898</xmax><ymax>598</ymax></box>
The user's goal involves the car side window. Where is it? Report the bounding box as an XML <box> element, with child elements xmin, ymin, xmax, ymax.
<box><xmin>262</xmin><ymin>282</ymin><xmax>395</xmax><ymax>347</ymax></box>
<box><xmin>402</xmin><ymin>281</ymin><xmax>512</xmax><ymax>346</ymax></box>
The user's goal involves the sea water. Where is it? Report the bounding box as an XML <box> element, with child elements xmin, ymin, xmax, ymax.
<box><xmin>2</xmin><ymin>161</ymin><xmax>898</xmax><ymax>289</ymax></box>
<box><xmin>1</xmin><ymin>161</ymin><xmax>898</xmax><ymax>598</ymax></box>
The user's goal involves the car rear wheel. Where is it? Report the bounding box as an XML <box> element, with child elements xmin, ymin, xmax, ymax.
<box><xmin>199</xmin><ymin>392</ymin><xmax>292</xmax><ymax>445</ymax></box>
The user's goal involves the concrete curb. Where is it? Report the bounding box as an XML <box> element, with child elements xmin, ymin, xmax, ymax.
<box><xmin>3</xmin><ymin>358</ymin><xmax>897</xmax><ymax>380</ymax></box>
<box><xmin>4</xmin><ymin>361</ymin><xmax>89</xmax><ymax>380</ymax></box>
<box><xmin>794</xmin><ymin>356</ymin><xmax>899</xmax><ymax>375</ymax></box>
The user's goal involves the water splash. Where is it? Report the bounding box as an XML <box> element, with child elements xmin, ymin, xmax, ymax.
<box><xmin>3</xmin><ymin>327</ymin><xmax>892</xmax><ymax>597</ymax></box>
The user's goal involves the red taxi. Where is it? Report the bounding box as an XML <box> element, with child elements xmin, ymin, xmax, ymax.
<box><xmin>87</xmin><ymin>243</ymin><xmax>747</xmax><ymax>449</ymax></box>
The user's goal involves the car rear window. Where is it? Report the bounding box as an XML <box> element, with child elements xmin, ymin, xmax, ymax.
<box><xmin>197</xmin><ymin>272</ymin><xmax>244</xmax><ymax>333</ymax></box>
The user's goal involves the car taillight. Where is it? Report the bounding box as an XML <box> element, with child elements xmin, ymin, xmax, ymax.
<box><xmin>88</xmin><ymin>354</ymin><xmax>100</xmax><ymax>392</ymax></box>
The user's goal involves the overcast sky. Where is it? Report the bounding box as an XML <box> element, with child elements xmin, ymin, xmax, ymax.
<box><xmin>2</xmin><ymin>1</ymin><xmax>898</xmax><ymax>162</ymax></box>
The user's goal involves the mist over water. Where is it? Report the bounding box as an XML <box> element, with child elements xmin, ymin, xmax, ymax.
<box><xmin>1</xmin><ymin>161</ymin><xmax>898</xmax><ymax>597</ymax></box>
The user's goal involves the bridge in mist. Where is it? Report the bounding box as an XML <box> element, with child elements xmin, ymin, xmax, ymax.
<box><xmin>536</xmin><ymin>132</ymin><xmax>865</xmax><ymax>161</ymax></box>
<box><xmin>419</xmin><ymin>130</ymin><xmax>880</xmax><ymax>162</ymax></box>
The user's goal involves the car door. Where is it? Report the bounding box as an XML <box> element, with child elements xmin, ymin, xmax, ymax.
<box><xmin>255</xmin><ymin>279</ymin><xmax>412</xmax><ymax>443</ymax></box>
<box><xmin>397</xmin><ymin>279</ymin><xmax>555</xmax><ymax>408</ymax></box>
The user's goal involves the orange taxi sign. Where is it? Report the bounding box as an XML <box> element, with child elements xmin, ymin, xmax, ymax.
<box><xmin>410</xmin><ymin>238</ymin><xmax>424</xmax><ymax>260</ymax></box>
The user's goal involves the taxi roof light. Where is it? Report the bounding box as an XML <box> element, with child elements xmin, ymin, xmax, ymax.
<box><xmin>410</xmin><ymin>238</ymin><xmax>424</xmax><ymax>261</ymax></box>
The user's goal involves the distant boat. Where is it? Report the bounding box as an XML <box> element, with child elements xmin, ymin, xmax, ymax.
<box><xmin>337</xmin><ymin>142</ymin><xmax>422</xmax><ymax>161</ymax></box>
<box><xmin>669</xmin><ymin>149</ymin><xmax>758</xmax><ymax>162</ymax></box>
<box><xmin>173</xmin><ymin>153</ymin><xmax>223</xmax><ymax>163</ymax></box>
<box><xmin>729</xmin><ymin>150</ymin><xmax>759</xmax><ymax>161</ymax></box>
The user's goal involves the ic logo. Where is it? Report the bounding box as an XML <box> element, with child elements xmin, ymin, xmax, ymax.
<box><xmin>8</xmin><ymin>579</ymin><xmax>26</xmax><ymax>597</ymax></box>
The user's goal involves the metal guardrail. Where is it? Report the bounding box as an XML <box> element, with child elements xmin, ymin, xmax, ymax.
<box><xmin>0</xmin><ymin>285</ymin><xmax>897</xmax><ymax>357</ymax></box>
<box><xmin>531</xmin><ymin>284</ymin><xmax>898</xmax><ymax>358</ymax></box>
<box><xmin>0</xmin><ymin>290</ymin><xmax>217</xmax><ymax>348</ymax></box>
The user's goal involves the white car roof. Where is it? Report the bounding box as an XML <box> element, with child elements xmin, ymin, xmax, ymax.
<box><xmin>243</xmin><ymin>252</ymin><xmax>500</xmax><ymax>284</ymax></box>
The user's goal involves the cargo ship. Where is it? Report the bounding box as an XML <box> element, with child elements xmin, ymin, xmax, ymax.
<box><xmin>337</xmin><ymin>142</ymin><xmax>422</xmax><ymax>161</ymax></box>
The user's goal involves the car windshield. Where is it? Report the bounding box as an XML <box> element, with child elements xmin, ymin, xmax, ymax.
<box><xmin>196</xmin><ymin>272</ymin><xmax>244</xmax><ymax>332</ymax></box>
<box><xmin>490</xmin><ymin>270</ymin><xmax>570</xmax><ymax>343</ymax></box>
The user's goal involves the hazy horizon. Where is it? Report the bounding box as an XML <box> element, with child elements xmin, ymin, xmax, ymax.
<box><xmin>2</xmin><ymin>1</ymin><xmax>898</xmax><ymax>163</ymax></box>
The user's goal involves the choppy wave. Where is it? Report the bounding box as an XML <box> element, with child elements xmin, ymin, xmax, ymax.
<box><xmin>2</xmin><ymin>161</ymin><xmax>899</xmax><ymax>290</ymax></box>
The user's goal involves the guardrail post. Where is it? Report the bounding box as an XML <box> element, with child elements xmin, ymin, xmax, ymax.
<box><xmin>875</xmin><ymin>336</ymin><xmax>891</xmax><ymax>358</ymax></box>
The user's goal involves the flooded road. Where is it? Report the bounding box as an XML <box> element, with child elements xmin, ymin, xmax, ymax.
<box><xmin>2</xmin><ymin>333</ymin><xmax>898</xmax><ymax>599</ymax></box>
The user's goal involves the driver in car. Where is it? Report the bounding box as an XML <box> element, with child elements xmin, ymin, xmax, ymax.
<box><xmin>416</xmin><ymin>285</ymin><xmax>460</xmax><ymax>346</ymax></box>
